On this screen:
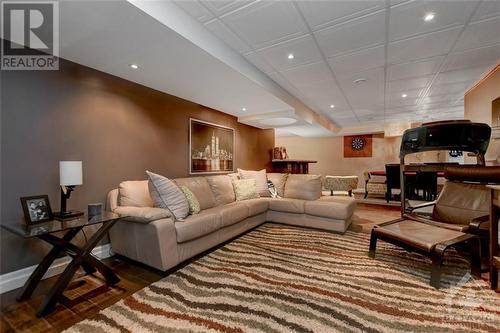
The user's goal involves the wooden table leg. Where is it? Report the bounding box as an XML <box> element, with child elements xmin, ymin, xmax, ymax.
<box><xmin>36</xmin><ymin>221</ymin><xmax>118</xmax><ymax>317</ymax></box>
<box><xmin>17</xmin><ymin>228</ymin><xmax>81</xmax><ymax>301</ymax></box>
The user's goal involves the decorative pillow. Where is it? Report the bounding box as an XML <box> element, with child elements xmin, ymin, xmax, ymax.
<box><xmin>233</xmin><ymin>179</ymin><xmax>259</xmax><ymax>201</ymax></box>
<box><xmin>180</xmin><ymin>186</ymin><xmax>201</xmax><ymax>215</ymax></box>
<box><xmin>238</xmin><ymin>168</ymin><xmax>270</xmax><ymax>197</ymax></box>
<box><xmin>267</xmin><ymin>173</ymin><xmax>288</xmax><ymax>197</ymax></box>
<box><xmin>284</xmin><ymin>174</ymin><xmax>322</xmax><ymax>200</ymax></box>
<box><xmin>206</xmin><ymin>175</ymin><xmax>236</xmax><ymax>205</ymax></box>
<box><xmin>146</xmin><ymin>171</ymin><xmax>189</xmax><ymax>221</ymax></box>
<box><xmin>118</xmin><ymin>180</ymin><xmax>153</xmax><ymax>207</ymax></box>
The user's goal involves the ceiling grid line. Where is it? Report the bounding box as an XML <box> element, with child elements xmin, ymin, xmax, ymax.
<box><xmin>290</xmin><ymin>0</ymin><xmax>360</xmax><ymax>123</ymax></box>
<box><xmin>195</xmin><ymin>0</ymin><xmax>345</xmax><ymax>125</ymax></box>
<box><xmin>415</xmin><ymin>0</ymin><xmax>484</xmax><ymax>108</ymax></box>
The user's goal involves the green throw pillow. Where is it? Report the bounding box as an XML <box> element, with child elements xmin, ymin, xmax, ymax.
<box><xmin>180</xmin><ymin>186</ymin><xmax>200</xmax><ymax>215</ymax></box>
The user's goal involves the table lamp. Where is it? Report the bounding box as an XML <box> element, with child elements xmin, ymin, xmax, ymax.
<box><xmin>53</xmin><ymin>161</ymin><xmax>84</xmax><ymax>220</ymax></box>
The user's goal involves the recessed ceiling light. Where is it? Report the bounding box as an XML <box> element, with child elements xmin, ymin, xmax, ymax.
<box><xmin>242</xmin><ymin>107</ymin><xmax>246</xmax><ymax>111</ymax></box>
<box><xmin>401</xmin><ymin>93</ymin><xmax>408</xmax><ymax>98</ymax></box>
<box><xmin>424</xmin><ymin>12</ymin><xmax>435</xmax><ymax>22</ymax></box>
<box><xmin>330</xmin><ymin>104</ymin><xmax>335</xmax><ymax>109</ymax></box>
<box><xmin>354</xmin><ymin>78</ymin><xmax>367</xmax><ymax>84</ymax></box>
<box><xmin>287</xmin><ymin>53</ymin><xmax>294</xmax><ymax>60</ymax></box>
<box><xmin>130</xmin><ymin>64</ymin><xmax>139</xmax><ymax>69</ymax></box>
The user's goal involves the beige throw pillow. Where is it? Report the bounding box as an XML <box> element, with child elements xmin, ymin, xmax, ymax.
<box><xmin>284</xmin><ymin>174</ymin><xmax>322</xmax><ymax>200</ymax></box>
<box><xmin>238</xmin><ymin>168</ymin><xmax>270</xmax><ymax>197</ymax></box>
<box><xmin>146</xmin><ymin>171</ymin><xmax>189</xmax><ymax>221</ymax></box>
<box><xmin>233</xmin><ymin>179</ymin><xmax>260</xmax><ymax>201</ymax></box>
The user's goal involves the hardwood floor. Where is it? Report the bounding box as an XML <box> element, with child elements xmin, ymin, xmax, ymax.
<box><xmin>0</xmin><ymin>203</ymin><xmax>402</xmax><ymax>333</ymax></box>
<box><xmin>0</xmin><ymin>258</ymin><xmax>163</xmax><ymax>333</ymax></box>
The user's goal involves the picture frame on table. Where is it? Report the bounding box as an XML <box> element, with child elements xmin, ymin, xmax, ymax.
<box><xmin>20</xmin><ymin>195</ymin><xmax>53</xmax><ymax>224</ymax></box>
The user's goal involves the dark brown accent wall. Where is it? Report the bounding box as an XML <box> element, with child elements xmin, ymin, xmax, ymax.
<box><xmin>0</xmin><ymin>59</ymin><xmax>274</xmax><ymax>274</ymax></box>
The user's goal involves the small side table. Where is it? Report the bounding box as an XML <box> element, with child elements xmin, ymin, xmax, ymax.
<box><xmin>1</xmin><ymin>212</ymin><xmax>122</xmax><ymax>316</ymax></box>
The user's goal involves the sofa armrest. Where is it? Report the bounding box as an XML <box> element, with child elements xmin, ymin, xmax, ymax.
<box><xmin>113</xmin><ymin>206</ymin><xmax>171</xmax><ymax>223</ymax></box>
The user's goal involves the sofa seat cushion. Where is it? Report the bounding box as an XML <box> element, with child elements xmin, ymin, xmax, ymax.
<box><xmin>305</xmin><ymin>199</ymin><xmax>356</xmax><ymax>220</ymax></box>
<box><xmin>204</xmin><ymin>203</ymin><xmax>249</xmax><ymax>228</ymax></box>
<box><xmin>241</xmin><ymin>198</ymin><xmax>270</xmax><ymax>216</ymax></box>
<box><xmin>175</xmin><ymin>212</ymin><xmax>221</xmax><ymax>243</ymax></box>
<box><xmin>269</xmin><ymin>198</ymin><xmax>305</xmax><ymax>214</ymax></box>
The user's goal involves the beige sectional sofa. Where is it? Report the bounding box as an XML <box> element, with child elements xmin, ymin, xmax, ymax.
<box><xmin>107</xmin><ymin>173</ymin><xmax>356</xmax><ymax>271</ymax></box>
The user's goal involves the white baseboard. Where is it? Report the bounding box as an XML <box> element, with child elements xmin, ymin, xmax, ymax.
<box><xmin>0</xmin><ymin>243</ymin><xmax>112</xmax><ymax>294</ymax></box>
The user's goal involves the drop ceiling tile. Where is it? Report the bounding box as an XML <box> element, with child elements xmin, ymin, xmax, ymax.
<box><xmin>387</xmin><ymin>75</ymin><xmax>433</xmax><ymax>91</ymax></box>
<box><xmin>203</xmin><ymin>0</ymin><xmax>255</xmax><ymax>16</ymax></box>
<box><xmin>220</xmin><ymin>1</ymin><xmax>308</xmax><ymax>49</ymax></box>
<box><xmin>386</xmin><ymin>89</ymin><xmax>423</xmax><ymax>108</ymax></box>
<box><xmin>387</xmin><ymin>26</ymin><xmax>462</xmax><ymax>64</ymax></box>
<box><xmin>427</xmin><ymin>80</ymin><xmax>474</xmax><ymax>96</ymax></box>
<box><xmin>244</xmin><ymin>52</ymin><xmax>275</xmax><ymax>73</ymax></box>
<box><xmin>389</xmin><ymin>0</ymin><xmax>478</xmax><ymax>41</ymax></box>
<box><xmin>471</xmin><ymin>0</ymin><xmax>500</xmax><ymax>22</ymax></box>
<box><xmin>205</xmin><ymin>19</ymin><xmax>252</xmax><ymax>53</ymax></box>
<box><xmin>454</xmin><ymin>16</ymin><xmax>500</xmax><ymax>51</ymax></box>
<box><xmin>174</xmin><ymin>0</ymin><xmax>214</xmax><ymax>23</ymax></box>
<box><xmin>328</xmin><ymin>45</ymin><xmax>385</xmax><ymax>75</ymax></box>
<box><xmin>420</xmin><ymin>94</ymin><xmax>462</xmax><ymax>105</ymax></box>
<box><xmin>297</xmin><ymin>79</ymin><xmax>350</xmax><ymax>110</ymax></box>
<box><xmin>256</xmin><ymin>35</ymin><xmax>323</xmax><ymax>72</ymax></box>
<box><xmin>314</xmin><ymin>10</ymin><xmax>386</xmax><ymax>57</ymax></box>
<box><xmin>337</xmin><ymin>67</ymin><xmax>385</xmax><ymax>109</ymax></box>
<box><xmin>296</xmin><ymin>0</ymin><xmax>384</xmax><ymax>31</ymax></box>
<box><xmin>434</xmin><ymin>65</ymin><xmax>491</xmax><ymax>85</ymax></box>
<box><xmin>443</xmin><ymin>44</ymin><xmax>500</xmax><ymax>71</ymax></box>
<box><xmin>280</xmin><ymin>61</ymin><xmax>333</xmax><ymax>87</ymax></box>
<box><xmin>388</xmin><ymin>56</ymin><xmax>444</xmax><ymax>80</ymax></box>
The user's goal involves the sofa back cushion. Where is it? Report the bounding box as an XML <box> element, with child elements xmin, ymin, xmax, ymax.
<box><xmin>238</xmin><ymin>168</ymin><xmax>270</xmax><ymax>197</ymax></box>
<box><xmin>147</xmin><ymin>171</ymin><xmax>189</xmax><ymax>221</ymax></box>
<box><xmin>174</xmin><ymin>177</ymin><xmax>216</xmax><ymax>210</ymax></box>
<box><xmin>267</xmin><ymin>173</ymin><xmax>288</xmax><ymax>197</ymax></box>
<box><xmin>432</xmin><ymin>181</ymin><xmax>490</xmax><ymax>225</ymax></box>
<box><xmin>118</xmin><ymin>180</ymin><xmax>153</xmax><ymax>207</ymax></box>
<box><xmin>284</xmin><ymin>174</ymin><xmax>322</xmax><ymax>200</ymax></box>
<box><xmin>206</xmin><ymin>175</ymin><xmax>236</xmax><ymax>205</ymax></box>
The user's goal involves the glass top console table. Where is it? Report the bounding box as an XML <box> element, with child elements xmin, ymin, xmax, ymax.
<box><xmin>1</xmin><ymin>212</ymin><xmax>123</xmax><ymax>316</ymax></box>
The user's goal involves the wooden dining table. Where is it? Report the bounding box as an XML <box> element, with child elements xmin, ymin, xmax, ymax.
<box><xmin>369</xmin><ymin>170</ymin><xmax>445</xmax><ymax>177</ymax></box>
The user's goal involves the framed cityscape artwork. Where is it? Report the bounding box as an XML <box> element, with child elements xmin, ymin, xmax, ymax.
<box><xmin>190</xmin><ymin>119</ymin><xmax>234</xmax><ymax>174</ymax></box>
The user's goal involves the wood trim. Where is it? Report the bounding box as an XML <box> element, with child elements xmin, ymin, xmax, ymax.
<box><xmin>465</xmin><ymin>63</ymin><xmax>500</xmax><ymax>96</ymax></box>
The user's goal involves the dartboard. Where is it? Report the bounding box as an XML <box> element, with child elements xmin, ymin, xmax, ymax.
<box><xmin>351</xmin><ymin>137</ymin><xmax>365</xmax><ymax>151</ymax></box>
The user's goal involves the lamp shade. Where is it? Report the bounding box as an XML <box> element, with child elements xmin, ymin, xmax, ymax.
<box><xmin>59</xmin><ymin>161</ymin><xmax>83</xmax><ymax>186</ymax></box>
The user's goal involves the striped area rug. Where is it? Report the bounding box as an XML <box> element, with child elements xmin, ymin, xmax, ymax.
<box><xmin>66</xmin><ymin>223</ymin><xmax>500</xmax><ymax>333</ymax></box>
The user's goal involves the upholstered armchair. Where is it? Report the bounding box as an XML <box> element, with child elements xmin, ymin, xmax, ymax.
<box><xmin>408</xmin><ymin>166</ymin><xmax>500</xmax><ymax>258</ymax></box>
<box><xmin>363</xmin><ymin>171</ymin><xmax>387</xmax><ymax>199</ymax></box>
